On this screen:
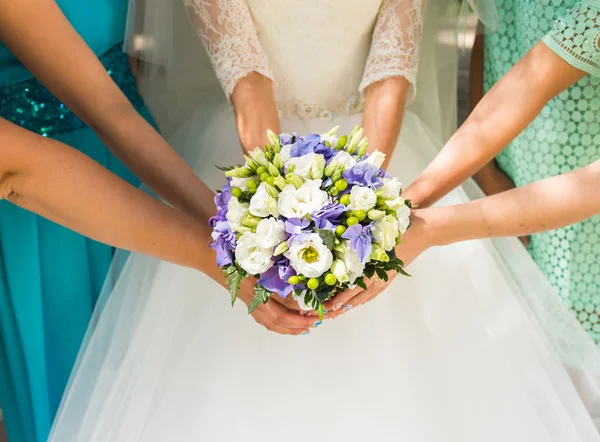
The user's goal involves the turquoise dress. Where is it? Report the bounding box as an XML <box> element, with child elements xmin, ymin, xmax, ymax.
<box><xmin>485</xmin><ymin>1</ymin><xmax>600</xmax><ymax>341</ymax></box>
<box><xmin>0</xmin><ymin>1</ymin><xmax>151</xmax><ymax>441</ymax></box>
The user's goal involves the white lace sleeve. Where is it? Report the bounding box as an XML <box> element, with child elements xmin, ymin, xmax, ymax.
<box><xmin>359</xmin><ymin>0</ymin><xmax>424</xmax><ymax>103</ymax></box>
<box><xmin>183</xmin><ymin>0</ymin><xmax>275</xmax><ymax>99</ymax></box>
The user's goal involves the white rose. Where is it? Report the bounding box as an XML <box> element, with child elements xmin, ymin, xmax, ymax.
<box><xmin>372</xmin><ymin>215</ymin><xmax>400</xmax><ymax>251</ymax></box>
<box><xmin>397</xmin><ymin>204</ymin><xmax>411</xmax><ymax>234</ymax></box>
<box><xmin>255</xmin><ymin>218</ymin><xmax>287</xmax><ymax>249</ymax></box>
<box><xmin>278</xmin><ymin>180</ymin><xmax>329</xmax><ymax>219</ymax></box>
<box><xmin>287</xmin><ymin>233</ymin><xmax>333</xmax><ymax>278</ymax></box>
<box><xmin>293</xmin><ymin>291</ymin><xmax>313</xmax><ymax>311</ymax></box>
<box><xmin>338</xmin><ymin>242</ymin><xmax>365</xmax><ymax>284</ymax></box>
<box><xmin>379</xmin><ymin>177</ymin><xmax>403</xmax><ymax>200</ymax></box>
<box><xmin>286</xmin><ymin>153</ymin><xmax>326</xmax><ymax>180</ymax></box>
<box><xmin>250</xmin><ymin>147</ymin><xmax>269</xmax><ymax>166</ymax></box>
<box><xmin>349</xmin><ymin>186</ymin><xmax>377</xmax><ymax>212</ymax></box>
<box><xmin>230</xmin><ymin>177</ymin><xmax>251</xmax><ymax>191</ymax></box>
<box><xmin>226</xmin><ymin>197</ymin><xmax>249</xmax><ymax>232</ymax></box>
<box><xmin>279</xmin><ymin>145</ymin><xmax>291</xmax><ymax>163</ymax></box>
<box><xmin>249</xmin><ymin>183</ymin><xmax>279</xmax><ymax>218</ymax></box>
<box><xmin>235</xmin><ymin>232</ymin><xmax>273</xmax><ymax>275</ymax></box>
<box><xmin>363</xmin><ymin>150</ymin><xmax>386</xmax><ymax>169</ymax></box>
<box><xmin>329</xmin><ymin>151</ymin><xmax>357</xmax><ymax>171</ymax></box>
<box><xmin>330</xmin><ymin>259</ymin><xmax>350</xmax><ymax>283</ymax></box>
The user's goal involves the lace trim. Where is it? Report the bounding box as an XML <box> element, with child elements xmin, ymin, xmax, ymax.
<box><xmin>360</xmin><ymin>0</ymin><xmax>424</xmax><ymax>103</ymax></box>
<box><xmin>542</xmin><ymin>2</ymin><xmax>600</xmax><ymax>77</ymax></box>
<box><xmin>183</xmin><ymin>0</ymin><xmax>275</xmax><ymax>99</ymax></box>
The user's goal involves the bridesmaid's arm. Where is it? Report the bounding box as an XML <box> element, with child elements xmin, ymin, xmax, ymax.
<box><xmin>0</xmin><ymin>0</ymin><xmax>209</xmax><ymax>218</ymax></box>
<box><xmin>405</xmin><ymin>42</ymin><xmax>586</xmax><ymax>208</ymax></box>
<box><xmin>0</xmin><ymin>118</ymin><xmax>217</xmax><ymax>277</ymax></box>
<box><xmin>360</xmin><ymin>0</ymin><xmax>424</xmax><ymax>170</ymax></box>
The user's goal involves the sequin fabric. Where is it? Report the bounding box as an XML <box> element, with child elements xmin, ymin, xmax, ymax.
<box><xmin>0</xmin><ymin>45</ymin><xmax>144</xmax><ymax>136</ymax></box>
<box><xmin>485</xmin><ymin>0</ymin><xmax>600</xmax><ymax>343</ymax></box>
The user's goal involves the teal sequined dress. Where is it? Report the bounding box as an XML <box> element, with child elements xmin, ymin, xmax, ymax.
<box><xmin>484</xmin><ymin>1</ymin><xmax>600</xmax><ymax>341</ymax></box>
<box><xmin>0</xmin><ymin>1</ymin><xmax>151</xmax><ymax>441</ymax></box>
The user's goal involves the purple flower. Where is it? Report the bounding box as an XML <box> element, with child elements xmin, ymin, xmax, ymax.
<box><xmin>290</xmin><ymin>134</ymin><xmax>322</xmax><ymax>157</ymax></box>
<box><xmin>210</xmin><ymin>184</ymin><xmax>232</xmax><ymax>227</ymax></box>
<box><xmin>284</xmin><ymin>217</ymin><xmax>311</xmax><ymax>236</ymax></box>
<box><xmin>342</xmin><ymin>223</ymin><xmax>374</xmax><ymax>263</ymax></box>
<box><xmin>314</xmin><ymin>142</ymin><xmax>337</xmax><ymax>160</ymax></box>
<box><xmin>343</xmin><ymin>163</ymin><xmax>383</xmax><ymax>189</ymax></box>
<box><xmin>210</xmin><ymin>220</ymin><xmax>236</xmax><ymax>267</ymax></box>
<box><xmin>312</xmin><ymin>203</ymin><xmax>347</xmax><ymax>230</ymax></box>
<box><xmin>279</xmin><ymin>133</ymin><xmax>295</xmax><ymax>145</ymax></box>
<box><xmin>259</xmin><ymin>263</ymin><xmax>296</xmax><ymax>298</ymax></box>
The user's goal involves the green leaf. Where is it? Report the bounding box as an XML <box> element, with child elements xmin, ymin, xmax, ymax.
<box><xmin>398</xmin><ymin>267</ymin><xmax>412</xmax><ymax>277</ymax></box>
<box><xmin>215</xmin><ymin>164</ymin><xmax>238</xmax><ymax>172</ymax></box>
<box><xmin>222</xmin><ymin>265</ymin><xmax>244</xmax><ymax>306</ymax></box>
<box><xmin>355</xmin><ymin>277</ymin><xmax>367</xmax><ymax>290</ymax></box>
<box><xmin>248</xmin><ymin>284</ymin><xmax>271</xmax><ymax>313</ymax></box>
<box><xmin>375</xmin><ymin>268</ymin><xmax>389</xmax><ymax>282</ymax></box>
<box><xmin>364</xmin><ymin>265</ymin><xmax>375</xmax><ymax>279</ymax></box>
<box><xmin>317</xmin><ymin>303</ymin><xmax>325</xmax><ymax>321</ymax></box>
<box><xmin>315</xmin><ymin>229</ymin><xmax>336</xmax><ymax>251</ymax></box>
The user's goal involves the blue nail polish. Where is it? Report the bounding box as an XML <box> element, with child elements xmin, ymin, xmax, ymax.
<box><xmin>314</xmin><ymin>321</ymin><xmax>322</xmax><ymax>327</ymax></box>
<box><xmin>323</xmin><ymin>309</ymin><xmax>328</xmax><ymax>314</ymax></box>
<box><xmin>301</xmin><ymin>331</ymin><xmax>309</xmax><ymax>335</ymax></box>
<box><xmin>343</xmin><ymin>304</ymin><xmax>353</xmax><ymax>312</ymax></box>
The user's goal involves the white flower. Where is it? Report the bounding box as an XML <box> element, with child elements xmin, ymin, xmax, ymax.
<box><xmin>279</xmin><ymin>145</ymin><xmax>291</xmax><ymax>163</ymax></box>
<box><xmin>255</xmin><ymin>218</ymin><xmax>287</xmax><ymax>249</ymax></box>
<box><xmin>330</xmin><ymin>259</ymin><xmax>350</xmax><ymax>283</ymax></box>
<box><xmin>363</xmin><ymin>150</ymin><xmax>386</xmax><ymax>169</ymax></box>
<box><xmin>249</xmin><ymin>183</ymin><xmax>279</xmax><ymax>218</ymax></box>
<box><xmin>379</xmin><ymin>177</ymin><xmax>403</xmax><ymax>200</ymax></box>
<box><xmin>293</xmin><ymin>291</ymin><xmax>312</xmax><ymax>311</ymax></box>
<box><xmin>329</xmin><ymin>151</ymin><xmax>357</xmax><ymax>171</ymax></box>
<box><xmin>236</xmin><ymin>232</ymin><xmax>273</xmax><ymax>275</ymax></box>
<box><xmin>226</xmin><ymin>198</ymin><xmax>249</xmax><ymax>232</ymax></box>
<box><xmin>320</xmin><ymin>133</ymin><xmax>339</xmax><ymax>147</ymax></box>
<box><xmin>397</xmin><ymin>204</ymin><xmax>411</xmax><ymax>234</ymax></box>
<box><xmin>278</xmin><ymin>180</ymin><xmax>329</xmax><ymax>219</ymax></box>
<box><xmin>287</xmin><ymin>233</ymin><xmax>333</xmax><ymax>278</ymax></box>
<box><xmin>286</xmin><ymin>152</ymin><xmax>326</xmax><ymax>180</ymax></box>
<box><xmin>249</xmin><ymin>147</ymin><xmax>269</xmax><ymax>166</ymax></box>
<box><xmin>372</xmin><ymin>215</ymin><xmax>400</xmax><ymax>251</ymax></box>
<box><xmin>338</xmin><ymin>242</ymin><xmax>365</xmax><ymax>284</ymax></box>
<box><xmin>349</xmin><ymin>186</ymin><xmax>377</xmax><ymax>212</ymax></box>
<box><xmin>230</xmin><ymin>177</ymin><xmax>251</xmax><ymax>191</ymax></box>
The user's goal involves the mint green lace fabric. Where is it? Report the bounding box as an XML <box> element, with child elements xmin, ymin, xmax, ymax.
<box><xmin>485</xmin><ymin>0</ymin><xmax>600</xmax><ymax>343</ymax></box>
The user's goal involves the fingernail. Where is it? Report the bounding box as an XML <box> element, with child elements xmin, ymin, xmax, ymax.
<box><xmin>335</xmin><ymin>302</ymin><xmax>343</xmax><ymax>311</ymax></box>
<box><xmin>323</xmin><ymin>309</ymin><xmax>328</xmax><ymax>314</ymax></box>
<box><xmin>343</xmin><ymin>304</ymin><xmax>353</xmax><ymax>312</ymax></box>
<box><xmin>314</xmin><ymin>321</ymin><xmax>322</xmax><ymax>327</ymax></box>
<box><xmin>301</xmin><ymin>331</ymin><xmax>309</xmax><ymax>335</ymax></box>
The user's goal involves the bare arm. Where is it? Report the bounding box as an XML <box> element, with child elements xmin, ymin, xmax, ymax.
<box><xmin>405</xmin><ymin>42</ymin><xmax>586</xmax><ymax>207</ymax></box>
<box><xmin>0</xmin><ymin>0</ymin><xmax>211</xmax><ymax>217</ymax></box>
<box><xmin>0</xmin><ymin>118</ymin><xmax>223</xmax><ymax>282</ymax></box>
<box><xmin>412</xmin><ymin>160</ymin><xmax>600</xmax><ymax>250</ymax></box>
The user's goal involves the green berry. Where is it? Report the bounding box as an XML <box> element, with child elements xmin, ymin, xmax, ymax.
<box><xmin>231</xmin><ymin>187</ymin><xmax>243</xmax><ymax>198</ymax></box>
<box><xmin>266</xmin><ymin>176</ymin><xmax>275</xmax><ymax>186</ymax></box>
<box><xmin>338</xmin><ymin>135</ymin><xmax>348</xmax><ymax>148</ymax></box>
<box><xmin>335</xmin><ymin>225</ymin><xmax>347</xmax><ymax>237</ymax></box>
<box><xmin>335</xmin><ymin>179</ymin><xmax>348</xmax><ymax>191</ymax></box>
<box><xmin>340</xmin><ymin>194</ymin><xmax>351</xmax><ymax>206</ymax></box>
<box><xmin>346</xmin><ymin>216</ymin><xmax>359</xmax><ymax>227</ymax></box>
<box><xmin>353</xmin><ymin>210</ymin><xmax>366</xmax><ymax>221</ymax></box>
<box><xmin>256</xmin><ymin>166</ymin><xmax>267</xmax><ymax>175</ymax></box>
<box><xmin>307</xmin><ymin>278</ymin><xmax>319</xmax><ymax>290</ymax></box>
<box><xmin>260</xmin><ymin>172</ymin><xmax>271</xmax><ymax>182</ymax></box>
<box><xmin>249</xmin><ymin>188</ymin><xmax>257</xmax><ymax>195</ymax></box>
<box><xmin>297</xmin><ymin>275</ymin><xmax>306</xmax><ymax>281</ymax></box>
<box><xmin>288</xmin><ymin>275</ymin><xmax>300</xmax><ymax>285</ymax></box>
<box><xmin>324</xmin><ymin>273</ymin><xmax>337</xmax><ymax>286</ymax></box>
<box><xmin>246</xmin><ymin>179</ymin><xmax>257</xmax><ymax>190</ymax></box>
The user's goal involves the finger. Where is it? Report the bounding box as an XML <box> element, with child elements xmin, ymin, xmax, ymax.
<box><xmin>252</xmin><ymin>311</ymin><xmax>309</xmax><ymax>336</ymax></box>
<box><xmin>323</xmin><ymin>280</ymin><xmax>374</xmax><ymax>312</ymax></box>
<box><xmin>265</xmin><ymin>301</ymin><xmax>320</xmax><ymax>329</ymax></box>
<box><xmin>322</xmin><ymin>282</ymin><xmax>382</xmax><ymax>319</ymax></box>
<box><xmin>519</xmin><ymin>235</ymin><xmax>531</xmax><ymax>247</ymax></box>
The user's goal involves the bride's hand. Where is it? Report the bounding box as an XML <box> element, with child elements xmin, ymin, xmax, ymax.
<box><xmin>236</xmin><ymin>278</ymin><xmax>316</xmax><ymax>335</ymax></box>
<box><xmin>231</xmin><ymin>72</ymin><xmax>281</xmax><ymax>154</ymax></box>
<box><xmin>322</xmin><ymin>209</ymin><xmax>435</xmax><ymax>319</ymax></box>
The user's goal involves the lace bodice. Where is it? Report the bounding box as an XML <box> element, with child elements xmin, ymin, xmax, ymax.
<box><xmin>183</xmin><ymin>0</ymin><xmax>424</xmax><ymax>119</ymax></box>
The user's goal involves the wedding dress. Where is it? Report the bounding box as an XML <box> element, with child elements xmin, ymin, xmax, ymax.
<box><xmin>50</xmin><ymin>1</ymin><xmax>600</xmax><ymax>440</ymax></box>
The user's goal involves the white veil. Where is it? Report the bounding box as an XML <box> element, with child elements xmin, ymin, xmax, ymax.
<box><xmin>49</xmin><ymin>0</ymin><xmax>600</xmax><ymax>440</ymax></box>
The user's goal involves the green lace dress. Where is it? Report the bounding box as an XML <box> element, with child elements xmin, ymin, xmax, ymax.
<box><xmin>484</xmin><ymin>0</ymin><xmax>600</xmax><ymax>342</ymax></box>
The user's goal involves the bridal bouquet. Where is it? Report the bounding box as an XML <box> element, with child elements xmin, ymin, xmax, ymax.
<box><xmin>210</xmin><ymin>126</ymin><xmax>412</xmax><ymax>318</ymax></box>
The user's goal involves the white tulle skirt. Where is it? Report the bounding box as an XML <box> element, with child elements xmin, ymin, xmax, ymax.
<box><xmin>50</xmin><ymin>107</ymin><xmax>600</xmax><ymax>441</ymax></box>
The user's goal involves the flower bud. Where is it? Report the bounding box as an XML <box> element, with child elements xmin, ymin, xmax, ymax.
<box><xmin>225</xmin><ymin>167</ymin><xmax>255</xmax><ymax>178</ymax></box>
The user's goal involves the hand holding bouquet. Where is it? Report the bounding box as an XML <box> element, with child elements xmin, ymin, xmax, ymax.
<box><xmin>210</xmin><ymin>126</ymin><xmax>412</xmax><ymax>319</ymax></box>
